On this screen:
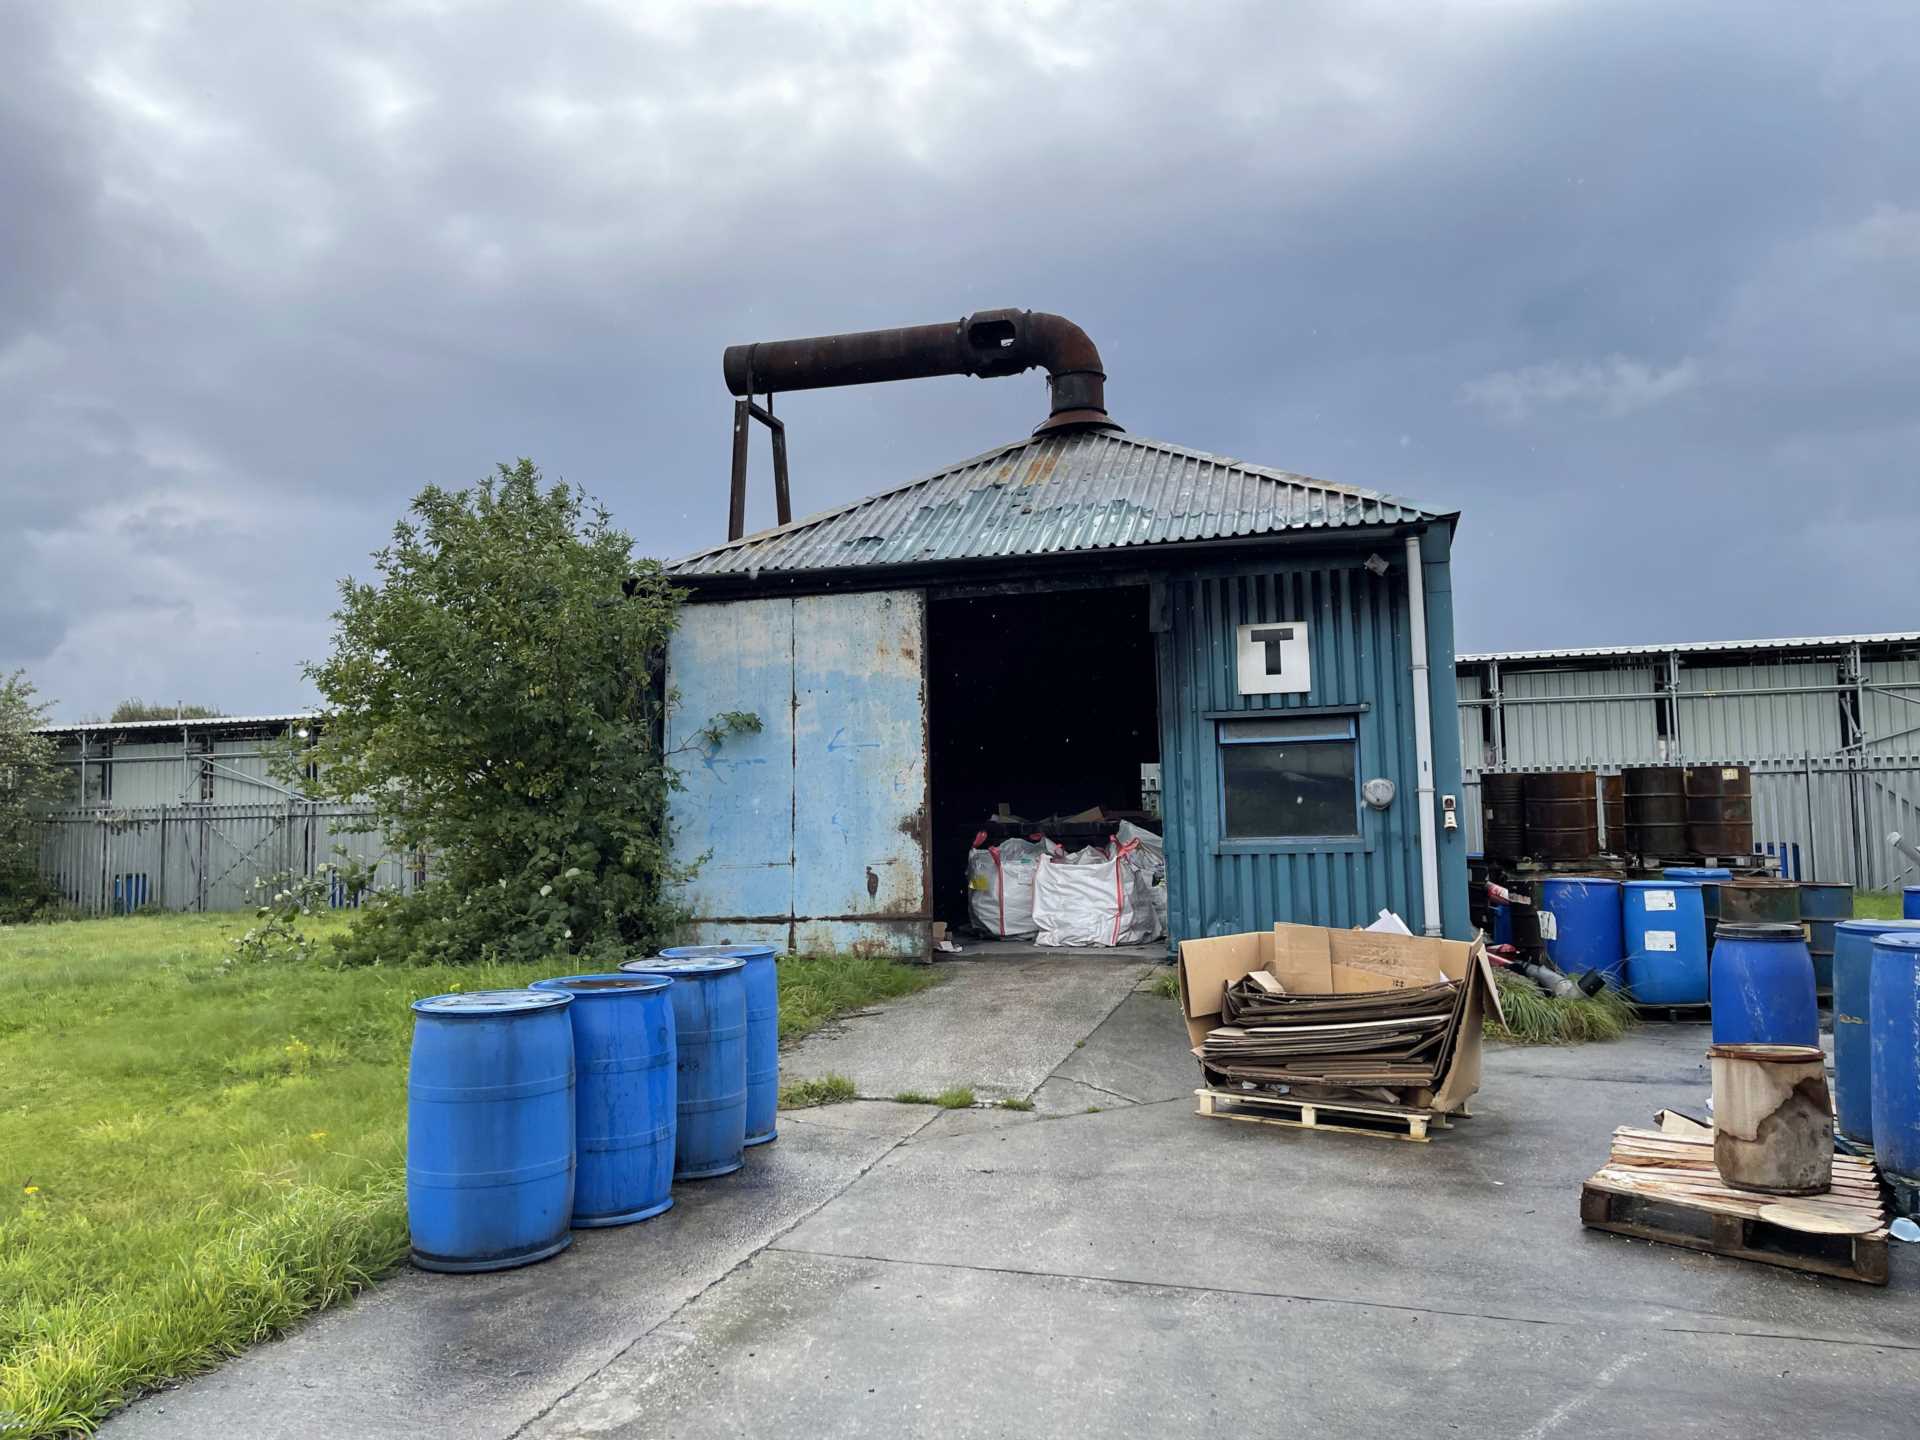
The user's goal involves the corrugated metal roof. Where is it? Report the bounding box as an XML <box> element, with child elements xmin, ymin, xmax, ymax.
<box><xmin>1458</xmin><ymin>633</ymin><xmax>1920</xmax><ymax>665</ymax></box>
<box><xmin>36</xmin><ymin>713</ymin><xmax>315</xmax><ymax>738</ymax></box>
<box><xmin>671</xmin><ymin>429</ymin><xmax>1451</xmax><ymax>576</ymax></box>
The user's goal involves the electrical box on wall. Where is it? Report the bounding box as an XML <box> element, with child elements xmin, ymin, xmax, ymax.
<box><xmin>1235</xmin><ymin>622</ymin><xmax>1311</xmax><ymax>696</ymax></box>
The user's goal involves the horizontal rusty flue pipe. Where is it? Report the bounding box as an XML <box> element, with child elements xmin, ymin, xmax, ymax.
<box><xmin>722</xmin><ymin>309</ymin><xmax>1119</xmax><ymax>434</ymax></box>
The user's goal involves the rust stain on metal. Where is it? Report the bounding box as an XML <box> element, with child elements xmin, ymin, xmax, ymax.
<box><xmin>865</xmin><ymin>866</ymin><xmax>880</xmax><ymax>898</ymax></box>
<box><xmin>1021</xmin><ymin>449</ymin><xmax>1059</xmax><ymax>486</ymax></box>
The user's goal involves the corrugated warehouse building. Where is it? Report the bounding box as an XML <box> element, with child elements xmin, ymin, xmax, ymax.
<box><xmin>661</xmin><ymin>312</ymin><xmax>1472</xmax><ymax>957</ymax></box>
<box><xmin>35</xmin><ymin>714</ymin><xmax>421</xmax><ymax>913</ymax></box>
<box><xmin>1455</xmin><ymin>633</ymin><xmax>1920</xmax><ymax>888</ymax></box>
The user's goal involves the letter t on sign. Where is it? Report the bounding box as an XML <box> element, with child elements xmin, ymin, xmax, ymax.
<box><xmin>1235</xmin><ymin>621</ymin><xmax>1311</xmax><ymax>695</ymax></box>
<box><xmin>1249</xmin><ymin>626</ymin><xmax>1295</xmax><ymax>676</ymax></box>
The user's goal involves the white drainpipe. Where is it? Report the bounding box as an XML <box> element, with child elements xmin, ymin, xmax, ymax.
<box><xmin>1405</xmin><ymin>534</ymin><xmax>1443</xmax><ymax>936</ymax></box>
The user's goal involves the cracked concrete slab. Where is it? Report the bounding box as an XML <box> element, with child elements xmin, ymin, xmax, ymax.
<box><xmin>106</xmin><ymin>1112</ymin><xmax>932</xmax><ymax>1440</ymax></box>
<box><xmin>103</xmin><ymin>976</ymin><xmax>1920</xmax><ymax>1440</ymax></box>
<box><xmin>779</xmin><ymin>950</ymin><xmax>1153</xmax><ymax>1102</ymax></box>
<box><xmin>524</xmin><ymin>1247</ymin><xmax>1919</xmax><ymax>1440</ymax></box>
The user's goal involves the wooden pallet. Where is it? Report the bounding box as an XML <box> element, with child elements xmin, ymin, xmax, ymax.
<box><xmin>1631</xmin><ymin>1001</ymin><xmax>1713</xmax><ymax>1024</ymax></box>
<box><xmin>1581</xmin><ymin>1126</ymin><xmax>1889</xmax><ymax>1284</ymax></box>
<box><xmin>1194</xmin><ymin>1087</ymin><xmax>1452</xmax><ymax>1143</ymax></box>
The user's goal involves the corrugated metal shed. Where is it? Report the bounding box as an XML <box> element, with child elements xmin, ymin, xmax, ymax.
<box><xmin>672</xmin><ymin>430</ymin><xmax>1451</xmax><ymax>577</ymax></box>
<box><xmin>1502</xmin><ymin>664</ymin><xmax>1660</xmax><ymax>768</ymax></box>
<box><xmin>35</xmin><ymin>713</ymin><xmax>315</xmax><ymax>738</ymax></box>
<box><xmin>1459</xmin><ymin>633</ymin><xmax>1920</xmax><ymax>664</ymax></box>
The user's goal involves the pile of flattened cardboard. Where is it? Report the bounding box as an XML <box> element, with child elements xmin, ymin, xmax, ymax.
<box><xmin>1178</xmin><ymin>923</ymin><xmax>1503</xmax><ymax>1115</ymax></box>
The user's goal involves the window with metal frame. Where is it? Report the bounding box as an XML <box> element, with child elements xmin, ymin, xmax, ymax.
<box><xmin>1218</xmin><ymin>715</ymin><xmax>1360</xmax><ymax>839</ymax></box>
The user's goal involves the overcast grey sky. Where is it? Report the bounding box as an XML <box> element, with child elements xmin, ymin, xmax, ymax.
<box><xmin>5</xmin><ymin>1</ymin><xmax>1917</xmax><ymax>720</ymax></box>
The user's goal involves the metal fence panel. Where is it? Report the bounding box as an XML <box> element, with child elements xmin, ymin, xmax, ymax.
<box><xmin>37</xmin><ymin>802</ymin><xmax>424</xmax><ymax>915</ymax></box>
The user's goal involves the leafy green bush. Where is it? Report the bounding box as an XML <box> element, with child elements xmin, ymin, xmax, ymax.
<box><xmin>1</xmin><ymin>672</ymin><xmax>65</xmax><ymax>925</ymax></box>
<box><xmin>295</xmin><ymin>462</ymin><xmax>755</xmax><ymax>968</ymax></box>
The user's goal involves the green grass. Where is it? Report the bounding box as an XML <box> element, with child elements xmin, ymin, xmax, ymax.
<box><xmin>891</xmin><ymin>1086</ymin><xmax>975</xmax><ymax>1109</ymax></box>
<box><xmin>0</xmin><ymin>915</ymin><xmax>941</xmax><ymax>1439</ymax></box>
<box><xmin>1486</xmin><ymin>969</ymin><xmax>1639</xmax><ymax>1045</ymax></box>
<box><xmin>1855</xmin><ymin>890</ymin><xmax>1906</xmax><ymax>921</ymax></box>
<box><xmin>776</xmin><ymin>954</ymin><xmax>941</xmax><ymax>1042</ymax></box>
<box><xmin>1147</xmin><ymin>969</ymin><xmax>1180</xmax><ymax>1000</ymax></box>
<box><xmin>777</xmin><ymin>1073</ymin><xmax>857</xmax><ymax>1109</ymax></box>
<box><xmin>994</xmin><ymin>1097</ymin><xmax>1035</xmax><ymax>1112</ymax></box>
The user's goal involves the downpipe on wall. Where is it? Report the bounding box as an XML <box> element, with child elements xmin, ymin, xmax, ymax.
<box><xmin>1405</xmin><ymin>534</ymin><xmax>1444</xmax><ymax>937</ymax></box>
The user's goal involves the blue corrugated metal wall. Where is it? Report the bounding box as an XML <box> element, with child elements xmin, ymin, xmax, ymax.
<box><xmin>1156</xmin><ymin>528</ymin><xmax>1468</xmax><ymax>940</ymax></box>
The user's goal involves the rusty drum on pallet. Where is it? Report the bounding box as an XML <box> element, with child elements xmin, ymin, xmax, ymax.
<box><xmin>1628</xmin><ymin>768</ymin><xmax>1689</xmax><ymax>856</ymax></box>
<box><xmin>1796</xmin><ymin>881</ymin><xmax>1854</xmax><ymax>996</ymax></box>
<box><xmin>1720</xmin><ymin>879</ymin><xmax>1801</xmax><ymax>928</ymax></box>
<box><xmin>1623</xmin><ymin>766</ymin><xmax>1688</xmax><ymax>856</ymax></box>
<box><xmin>1481</xmin><ymin>773</ymin><xmax>1526</xmax><ymax>859</ymax></box>
<box><xmin>1684</xmin><ymin>764</ymin><xmax>1754</xmax><ymax>857</ymax></box>
<box><xmin>1523</xmin><ymin>771</ymin><xmax>1599</xmax><ymax>860</ymax></box>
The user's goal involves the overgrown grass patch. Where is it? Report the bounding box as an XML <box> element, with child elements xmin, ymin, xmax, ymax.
<box><xmin>1486</xmin><ymin>969</ymin><xmax>1639</xmax><ymax>1045</ymax></box>
<box><xmin>1855</xmin><ymin>890</ymin><xmax>1905</xmax><ymax>921</ymax></box>
<box><xmin>1147</xmin><ymin>969</ymin><xmax>1180</xmax><ymax>1000</ymax></box>
<box><xmin>932</xmin><ymin>1086</ymin><xmax>976</xmax><ymax>1109</ymax></box>
<box><xmin>0</xmin><ymin>915</ymin><xmax>938</xmax><ymax>1438</ymax></box>
<box><xmin>776</xmin><ymin>954</ymin><xmax>942</xmax><ymax>1043</ymax></box>
<box><xmin>995</xmin><ymin>1097</ymin><xmax>1035</xmax><ymax>1112</ymax></box>
<box><xmin>778</xmin><ymin>1074</ymin><xmax>857</xmax><ymax>1109</ymax></box>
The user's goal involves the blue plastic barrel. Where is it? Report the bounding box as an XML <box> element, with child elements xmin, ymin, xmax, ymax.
<box><xmin>1710</xmin><ymin>922</ymin><xmax>1818</xmax><ymax>1047</ymax></box>
<box><xmin>531</xmin><ymin>974</ymin><xmax>677</xmax><ymax>1226</ymax></box>
<box><xmin>1906</xmin><ymin>886</ymin><xmax>1920</xmax><ymax>920</ymax></box>
<box><xmin>1870</xmin><ymin>931</ymin><xmax>1920</xmax><ymax>1184</ymax></box>
<box><xmin>1796</xmin><ymin>882</ymin><xmax>1853</xmax><ymax>995</ymax></box>
<box><xmin>407</xmin><ymin>989</ymin><xmax>576</xmax><ymax>1273</ymax></box>
<box><xmin>1832</xmin><ymin>920</ymin><xmax>1920</xmax><ymax>1142</ymax></box>
<box><xmin>1490</xmin><ymin>902</ymin><xmax>1513</xmax><ymax>948</ymax></box>
<box><xmin>619</xmin><ymin>956</ymin><xmax>748</xmax><ymax>1179</ymax></box>
<box><xmin>1665</xmin><ymin>867</ymin><xmax>1730</xmax><ymax>949</ymax></box>
<box><xmin>1537</xmin><ymin>878</ymin><xmax>1624</xmax><ymax>985</ymax></box>
<box><xmin>660</xmin><ymin>945</ymin><xmax>780</xmax><ymax>1146</ymax></box>
<box><xmin>1623</xmin><ymin>881</ymin><xmax>1708</xmax><ymax>1005</ymax></box>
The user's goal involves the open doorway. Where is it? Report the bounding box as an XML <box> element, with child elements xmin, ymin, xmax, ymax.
<box><xmin>926</xmin><ymin>585</ymin><xmax>1163</xmax><ymax>935</ymax></box>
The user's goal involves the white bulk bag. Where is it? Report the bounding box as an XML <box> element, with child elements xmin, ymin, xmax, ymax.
<box><xmin>966</xmin><ymin>833</ymin><xmax>1059</xmax><ymax>938</ymax></box>
<box><xmin>1116</xmin><ymin>821</ymin><xmax>1169</xmax><ymax>938</ymax></box>
<box><xmin>1033</xmin><ymin>842</ymin><xmax>1161</xmax><ymax>947</ymax></box>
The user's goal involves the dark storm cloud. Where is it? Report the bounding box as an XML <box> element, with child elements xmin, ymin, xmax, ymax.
<box><xmin>2</xmin><ymin>1</ymin><xmax>1916</xmax><ymax>719</ymax></box>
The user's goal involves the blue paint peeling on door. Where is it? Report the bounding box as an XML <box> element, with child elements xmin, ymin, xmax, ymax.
<box><xmin>667</xmin><ymin>590</ymin><xmax>928</xmax><ymax>955</ymax></box>
<box><xmin>667</xmin><ymin>599</ymin><xmax>794</xmax><ymax>922</ymax></box>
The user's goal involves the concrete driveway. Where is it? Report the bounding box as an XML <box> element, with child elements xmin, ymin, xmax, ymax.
<box><xmin>111</xmin><ymin>956</ymin><xmax>1920</xmax><ymax>1440</ymax></box>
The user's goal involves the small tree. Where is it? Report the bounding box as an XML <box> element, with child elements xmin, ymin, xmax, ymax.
<box><xmin>300</xmin><ymin>460</ymin><xmax>747</xmax><ymax>966</ymax></box>
<box><xmin>0</xmin><ymin>672</ymin><xmax>63</xmax><ymax>920</ymax></box>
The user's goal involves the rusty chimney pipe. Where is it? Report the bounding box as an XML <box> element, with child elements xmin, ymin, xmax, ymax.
<box><xmin>722</xmin><ymin>309</ymin><xmax>1120</xmax><ymax>435</ymax></box>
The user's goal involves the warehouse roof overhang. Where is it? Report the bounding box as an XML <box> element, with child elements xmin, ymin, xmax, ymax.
<box><xmin>669</xmin><ymin>429</ymin><xmax>1455</xmax><ymax>592</ymax></box>
<box><xmin>1458</xmin><ymin>632</ymin><xmax>1920</xmax><ymax>667</ymax></box>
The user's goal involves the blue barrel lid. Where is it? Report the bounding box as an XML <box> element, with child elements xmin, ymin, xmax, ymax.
<box><xmin>1873</xmin><ymin>931</ymin><xmax>1920</xmax><ymax>952</ymax></box>
<box><xmin>658</xmin><ymin>944</ymin><xmax>778</xmax><ymax>961</ymax></box>
<box><xmin>619</xmin><ymin>956</ymin><xmax>747</xmax><ymax>977</ymax></box>
<box><xmin>1665</xmin><ymin>866</ymin><xmax>1732</xmax><ymax>880</ymax></box>
<box><xmin>1716</xmin><ymin>922</ymin><xmax>1804</xmax><ymax>942</ymax></box>
<box><xmin>1837</xmin><ymin>918</ymin><xmax>1920</xmax><ymax>936</ymax></box>
<box><xmin>1539</xmin><ymin>875</ymin><xmax>1619</xmax><ymax>888</ymax></box>
<box><xmin>531</xmin><ymin>972</ymin><xmax>671</xmax><ymax>997</ymax></box>
<box><xmin>1626</xmin><ymin>878</ymin><xmax>1701</xmax><ymax>889</ymax></box>
<box><xmin>410</xmin><ymin>988</ymin><xmax>571</xmax><ymax>1016</ymax></box>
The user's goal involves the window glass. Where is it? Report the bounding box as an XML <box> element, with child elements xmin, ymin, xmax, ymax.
<box><xmin>1220</xmin><ymin>716</ymin><xmax>1355</xmax><ymax>744</ymax></box>
<box><xmin>1221</xmin><ymin>733</ymin><xmax>1358</xmax><ymax>838</ymax></box>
